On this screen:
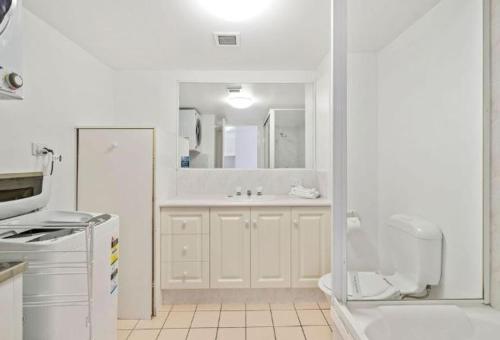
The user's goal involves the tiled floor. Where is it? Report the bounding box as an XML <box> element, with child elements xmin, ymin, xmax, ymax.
<box><xmin>117</xmin><ymin>302</ymin><xmax>336</xmax><ymax>340</ymax></box>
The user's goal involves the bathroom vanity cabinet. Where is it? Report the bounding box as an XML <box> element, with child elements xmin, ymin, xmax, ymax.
<box><xmin>291</xmin><ymin>207</ymin><xmax>331</xmax><ymax>288</ymax></box>
<box><xmin>209</xmin><ymin>207</ymin><xmax>291</xmax><ymax>289</ymax></box>
<box><xmin>160</xmin><ymin>208</ymin><xmax>210</xmax><ymax>289</ymax></box>
<box><xmin>160</xmin><ymin>204</ymin><xmax>330</xmax><ymax>290</ymax></box>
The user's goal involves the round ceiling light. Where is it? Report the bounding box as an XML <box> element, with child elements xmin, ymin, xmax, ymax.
<box><xmin>198</xmin><ymin>0</ymin><xmax>271</xmax><ymax>22</ymax></box>
<box><xmin>227</xmin><ymin>95</ymin><xmax>254</xmax><ymax>109</ymax></box>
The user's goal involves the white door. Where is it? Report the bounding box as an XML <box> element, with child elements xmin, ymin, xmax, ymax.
<box><xmin>77</xmin><ymin>128</ymin><xmax>154</xmax><ymax>319</ymax></box>
<box><xmin>210</xmin><ymin>208</ymin><xmax>251</xmax><ymax>288</ymax></box>
<box><xmin>251</xmin><ymin>207</ymin><xmax>291</xmax><ymax>288</ymax></box>
<box><xmin>291</xmin><ymin>207</ymin><xmax>331</xmax><ymax>288</ymax></box>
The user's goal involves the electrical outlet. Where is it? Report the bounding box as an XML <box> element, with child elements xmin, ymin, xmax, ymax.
<box><xmin>31</xmin><ymin>142</ymin><xmax>48</xmax><ymax>156</ymax></box>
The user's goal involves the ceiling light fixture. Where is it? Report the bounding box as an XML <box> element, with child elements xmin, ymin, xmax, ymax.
<box><xmin>226</xmin><ymin>86</ymin><xmax>254</xmax><ymax>109</ymax></box>
<box><xmin>227</xmin><ymin>95</ymin><xmax>254</xmax><ymax>109</ymax></box>
<box><xmin>199</xmin><ymin>0</ymin><xmax>271</xmax><ymax>22</ymax></box>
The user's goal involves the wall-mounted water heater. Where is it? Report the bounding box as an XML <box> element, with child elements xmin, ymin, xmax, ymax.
<box><xmin>0</xmin><ymin>0</ymin><xmax>23</xmax><ymax>100</ymax></box>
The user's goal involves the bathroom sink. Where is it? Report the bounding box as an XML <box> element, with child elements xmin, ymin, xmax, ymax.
<box><xmin>225</xmin><ymin>195</ymin><xmax>277</xmax><ymax>202</ymax></box>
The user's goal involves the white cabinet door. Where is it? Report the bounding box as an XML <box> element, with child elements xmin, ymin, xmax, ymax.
<box><xmin>291</xmin><ymin>207</ymin><xmax>331</xmax><ymax>288</ymax></box>
<box><xmin>77</xmin><ymin>128</ymin><xmax>154</xmax><ymax>319</ymax></box>
<box><xmin>210</xmin><ymin>208</ymin><xmax>251</xmax><ymax>288</ymax></box>
<box><xmin>160</xmin><ymin>208</ymin><xmax>209</xmax><ymax>289</ymax></box>
<box><xmin>250</xmin><ymin>208</ymin><xmax>291</xmax><ymax>288</ymax></box>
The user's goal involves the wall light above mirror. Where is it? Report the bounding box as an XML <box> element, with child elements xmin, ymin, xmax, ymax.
<box><xmin>178</xmin><ymin>82</ymin><xmax>315</xmax><ymax>169</ymax></box>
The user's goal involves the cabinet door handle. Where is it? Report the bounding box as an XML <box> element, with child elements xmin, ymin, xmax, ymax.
<box><xmin>293</xmin><ymin>220</ymin><xmax>299</xmax><ymax>227</ymax></box>
<box><xmin>182</xmin><ymin>245</ymin><xmax>188</xmax><ymax>253</ymax></box>
<box><xmin>245</xmin><ymin>220</ymin><xmax>249</xmax><ymax>228</ymax></box>
<box><xmin>253</xmin><ymin>221</ymin><xmax>257</xmax><ymax>228</ymax></box>
<box><xmin>182</xmin><ymin>220</ymin><xmax>187</xmax><ymax>228</ymax></box>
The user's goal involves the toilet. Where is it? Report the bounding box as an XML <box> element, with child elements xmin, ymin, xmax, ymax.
<box><xmin>319</xmin><ymin>214</ymin><xmax>443</xmax><ymax>300</ymax></box>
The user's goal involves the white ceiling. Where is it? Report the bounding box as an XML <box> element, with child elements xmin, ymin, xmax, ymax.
<box><xmin>347</xmin><ymin>0</ymin><xmax>442</xmax><ymax>52</ymax></box>
<box><xmin>23</xmin><ymin>0</ymin><xmax>441</xmax><ymax>70</ymax></box>
<box><xmin>23</xmin><ymin>0</ymin><xmax>330</xmax><ymax>70</ymax></box>
<box><xmin>179</xmin><ymin>83</ymin><xmax>305</xmax><ymax>126</ymax></box>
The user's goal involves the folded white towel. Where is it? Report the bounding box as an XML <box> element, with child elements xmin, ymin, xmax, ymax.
<box><xmin>289</xmin><ymin>185</ymin><xmax>321</xmax><ymax>199</ymax></box>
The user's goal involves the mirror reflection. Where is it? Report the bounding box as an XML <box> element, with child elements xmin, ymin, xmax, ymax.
<box><xmin>178</xmin><ymin>82</ymin><xmax>314</xmax><ymax>169</ymax></box>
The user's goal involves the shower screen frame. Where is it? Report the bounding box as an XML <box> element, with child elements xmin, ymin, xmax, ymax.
<box><xmin>331</xmin><ymin>0</ymin><xmax>492</xmax><ymax>306</ymax></box>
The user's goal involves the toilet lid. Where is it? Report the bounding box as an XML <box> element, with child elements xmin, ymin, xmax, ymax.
<box><xmin>319</xmin><ymin>272</ymin><xmax>400</xmax><ymax>300</ymax></box>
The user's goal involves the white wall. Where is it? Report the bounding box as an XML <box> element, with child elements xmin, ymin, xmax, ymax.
<box><xmin>315</xmin><ymin>54</ymin><xmax>332</xmax><ymax>198</ymax></box>
<box><xmin>377</xmin><ymin>0</ymin><xmax>483</xmax><ymax>298</ymax></box>
<box><xmin>0</xmin><ymin>9</ymin><xmax>115</xmax><ymax>209</ymax></box>
<box><xmin>490</xmin><ymin>0</ymin><xmax>500</xmax><ymax>310</ymax></box>
<box><xmin>347</xmin><ymin>53</ymin><xmax>379</xmax><ymax>270</ymax></box>
<box><xmin>315</xmin><ymin>54</ymin><xmax>332</xmax><ymax>172</ymax></box>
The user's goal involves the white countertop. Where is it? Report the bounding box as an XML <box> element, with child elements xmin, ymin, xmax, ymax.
<box><xmin>160</xmin><ymin>195</ymin><xmax>331</xmax><ymax>207</ymax></box>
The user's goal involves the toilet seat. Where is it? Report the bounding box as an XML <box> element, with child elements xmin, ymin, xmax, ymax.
<box><xmin>319</xmin><ymin>272</ymin><xmax>401</xmax><ymax>300</ymax></box>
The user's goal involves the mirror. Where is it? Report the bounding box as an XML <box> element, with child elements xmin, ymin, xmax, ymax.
<box><xmin>178</xmin><ymin>82</ymin><xmax>314</xmax><ymax>169</ymax></box>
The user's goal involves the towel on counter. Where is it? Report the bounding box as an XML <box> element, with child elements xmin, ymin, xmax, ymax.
<box><xmin>289</xmin><ymin>185</ymin><xmax>321</xmax><ymax>199</ymax></box>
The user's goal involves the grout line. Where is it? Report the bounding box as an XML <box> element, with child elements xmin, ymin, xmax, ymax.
<box><xmin>270</xmin><ymin>305</ymin><xmax>277</xmax><ymax>340</ymax></box>
<box><xmin>157</xmin><ymin>309</ymin><xmax>170</xmax><ymax>330</ymax></box>
<box><xmin>185</xmin><ymin>304</ymin><xmax>197</xmax><ymax>339</ymax></box>
<box><xmin>120</xmin><ymin>302</ymin><xmax>327</xmax><ymax>340</ymax></box>
<box><xmin>216</xmin><ymin>305</ymin><xmax>222</xmax><ymax>330</ymax></box>
<box><xmin>294</xmin><ymin>303</ymin><xmax>308</xmax><ymax>340</ymax></box>
<box><xmin>318</xmin><ymin>307</ymin><xmax>330</xmax><ymax>328</ymax></box>
<box><xmin>244</xmin><ymin>307</ymin><xmax>248</xmax><ymax>340</ymax></box>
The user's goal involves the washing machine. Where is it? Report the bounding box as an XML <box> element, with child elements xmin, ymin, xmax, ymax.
<box><xmin>0</xmin><ymin>172</ymin><xmax>119</xmax><ymax>340</ymax></box>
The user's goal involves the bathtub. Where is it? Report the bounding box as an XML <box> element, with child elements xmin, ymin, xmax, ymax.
<box><xmin>346</xmin><ymin>304</ymin><xmax>500</xmax><ymax>340</ymax></box>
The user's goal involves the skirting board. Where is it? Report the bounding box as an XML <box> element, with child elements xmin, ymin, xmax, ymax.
<box><xmin>162</xmin><ymin>288</ymin><xmax>326</xmax><ymax>305</ymax></box>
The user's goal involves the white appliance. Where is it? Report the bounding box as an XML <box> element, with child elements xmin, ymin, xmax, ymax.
<box><xmin>319</xmin><ymin>214</ymin><xmax>442</xmax><ymax>300</ymax></box>
<box><xmin>0</xmin><ymin>0</ymin><xmax>23</xmax><ymax>99</ymax></box>
<box><xmin>179</xmin><ymin>108</ymin><xmax>202</xmax><ymax>151</ymax></box>
<box><xmin>0</xmin><ymin>172</ymin><xmax>119</xmax><ymax>340</ymax></box>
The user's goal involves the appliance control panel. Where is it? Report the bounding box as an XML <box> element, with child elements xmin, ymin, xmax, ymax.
<box><xmin>0</xmin><ymin>0</ymin><xmax>23</xmax><ymax>99</ymax></box>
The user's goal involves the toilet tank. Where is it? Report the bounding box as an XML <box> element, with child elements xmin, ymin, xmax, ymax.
<box><xmin>384</xmin><ymin>215</ymin><xmax>443</xmax><ymax>294</ymax></box>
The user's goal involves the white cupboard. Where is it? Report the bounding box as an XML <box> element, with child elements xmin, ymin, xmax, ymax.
<box><xmin>160</xmin><ymin>205</ymin><xmax>330</xmax><ymax>290</ymax></box>
<box><xmin>291</xmin><ymin>207</ymin><xmax>331</xmax><ymax>288</ymax></box>
<box><xmin>210</xmin><ymin>208</ymin><xmax>251</xmax><ymax>288</ymax></box>
<box><xmin>77</xmin><ymin>128</ymin><xmax>154</xmax><ymax>320</ymax></box>
<box><xmin>251</xmin><ymin>208</ymin><xmax>291</xmax><ymax>288</ymax></box>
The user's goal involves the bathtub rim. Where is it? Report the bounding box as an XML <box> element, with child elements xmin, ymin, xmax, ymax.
<box><xmin>332</xmin><ymin>298</ymin><xmax>492</xmax><ymax>340</ymax></box>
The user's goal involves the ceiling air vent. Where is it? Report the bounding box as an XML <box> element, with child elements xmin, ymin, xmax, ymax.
<box><xmin>214</xmin><ymin>32</ymin><xmax>240</xmax><ymax>47</ymax></box>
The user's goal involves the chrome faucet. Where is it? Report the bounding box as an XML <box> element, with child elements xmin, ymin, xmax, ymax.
<box><xmin>247</xmin><ymin>189</ymin><xmax>252</xmax><ymax>197</ymax></box>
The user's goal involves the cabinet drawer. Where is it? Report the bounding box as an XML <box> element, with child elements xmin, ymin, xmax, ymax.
<box><xmin>161</xmin><ymin>261</ymin><xmax>209</xmax><ymax>289</ymax></box>
<box><xmin>161</xmin><ymin>208</ymin><xmax>209</xmax><ymax>234</ymax></box>
<box><xmin>161</xmin><ymin>234</ymin><xmax>209</xmax><ymax>262</ymax></box>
